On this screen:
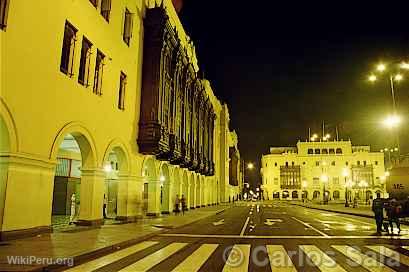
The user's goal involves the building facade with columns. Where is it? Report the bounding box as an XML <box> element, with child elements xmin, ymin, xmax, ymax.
<box><xmin>261</xmin><ymin>140</ymin><xmax>388</xmax><ymax>202</ymax></box>
<box><xmin>0</xmin><ymin>0</ymin><xmax>240</xmax><ymax>240</ymax></box>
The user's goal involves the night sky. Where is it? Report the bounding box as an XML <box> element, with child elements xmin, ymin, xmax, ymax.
<box><xmin>179</xmin><ymin>1</ymin><xmax>409</xmax><ymax>185</ymax></box>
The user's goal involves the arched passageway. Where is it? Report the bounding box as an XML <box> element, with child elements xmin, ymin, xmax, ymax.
<box><xmin>196</xmin><ymin>176</ymin><xmax>201</xmax><ymax>207</ymax></box>
<box><xmin>142</xmin><ymin>157</ymin><xmax>158</xmax><ymax>216</ymax></box>
<box><xmin>182</xmin><ymin>171</ymin><xmax>189</xmax><ymax>211</ymax></box>
<box><xmin>189</xmin><ymin>173</ymin><xmax>195</xmax><ymax>209</ymax></box>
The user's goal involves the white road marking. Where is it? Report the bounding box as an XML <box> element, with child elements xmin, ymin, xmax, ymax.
<box><xmin>159</xmin><ymin>233</ymin><xmax>409</xmax><ymax>239</ymax></box>
<box><xmin>65</xmin><ymin>241</ymin><xmax>158</xmax><ymax>272</ymax></box>
<box><xmin>171</xmin><ymin>244</ymin><xmax>218</xmax><ymax>272</ymax></box>
<box><xmin>240</xmin><ymin>217</ymin><xmax>250</xmax><ymax>236</ymax></box>
<box><xmin>119</xmin><ymin>243</ymin><xmax>188</xmax><ymax>272</ymax></box>
<box><xmin>213</xmin><ymin>219</ymin><xmax>225</xmax><ymax>226</ymax></box>
<box><xmin>222</xmin><ymin>244</ymin><xmax>250</xmax><ymax>272</ymax></box>
<box><xmin>403</xmin><ymin>246</ymin><xmax>409</xmax><ymax>251</ymax></box>
<box><xmin>332</xmin><ymin>245</ymin><xmax>395</xmax><ymax>272</ymax></box>
<box><xmin>300</xmin><ymin>245</ymin><xmax>347</xmax><ymax>272</ymax></box>
<box><xmin>366</xmin><ymin>245</ymin><xmax>409</xmax><ymax>267</ymax></box>
<box><xmin>267</xmin><ymin>245</ymin><xmax>297</xmax><ymax>272</ymax></box>
<box><xmin>291</xmin><ymin>217</ymin><xmax>329</xmax><ymax>237</ymax></box>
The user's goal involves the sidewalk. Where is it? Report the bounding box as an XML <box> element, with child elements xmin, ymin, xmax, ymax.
<box><xmin>0</xmin><ymin>204</ymin><xmax>231</xmax><ymax>272</ymax></box>
<box><xmin>290</xmin><ymin>201</ymin><xmax>409</xmax><ymax>224</ymax></box>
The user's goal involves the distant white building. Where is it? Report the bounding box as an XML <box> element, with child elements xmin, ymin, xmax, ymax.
<box><xmin>260</xmin><ymin>140</ymin><xmax>388</xmax><ymax>202</ymax></box>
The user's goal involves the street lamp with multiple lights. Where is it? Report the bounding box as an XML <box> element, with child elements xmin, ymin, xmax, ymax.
<box><xmin>368</xmin><ymin>61</ymin><xmax>408</xmax><ymax>161</ymax></box>
<box><xmin>321</xmin><ymin>173</ymin><xmax>329</xmax><ymax>204</ymax></box>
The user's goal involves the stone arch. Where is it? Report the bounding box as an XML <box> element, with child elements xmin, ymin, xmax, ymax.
<box><xmin>50</xmin><ymin>122</ymin><xmax>98</xmax><ymax>169</ymax></box>
<box><xmin>0</xmin><ymin>98</ymin><xmax>18</xmax><ymax>153</ymax></box>
<box><xmin>160</xmin><ymin>163</ymin><xmax>171</xmax><ymax>214</ymax></box>
<box><xmin>142</xmin><ymin>156</ymin><xmax>158</xmax><ymax>215</ymax></box>
<box><xmin>333</xmin><ymin>190</ymin><xmax>340</xmax><ymax>200</ymax></box>
<box><xmin>102</xmin><ymin>139</ymin><xmax>131</xmax><ymax>174</ymax></box>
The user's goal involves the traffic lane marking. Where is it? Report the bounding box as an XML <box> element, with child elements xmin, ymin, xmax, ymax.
<box><xmin>159</xmin><ymin>233</ymin><xmax>409</xmax><ymax>239</ymax></box>
<box><xmin>291</xmin><ymin>217</ymin><xmax>329</xmax><ymax>237</ymax></box>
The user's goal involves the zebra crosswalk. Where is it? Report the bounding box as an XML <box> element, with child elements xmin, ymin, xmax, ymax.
<box><xmin>64</xmin><ymin>241</ymin><xmax>409</xmax><ymax>272</ymax></box>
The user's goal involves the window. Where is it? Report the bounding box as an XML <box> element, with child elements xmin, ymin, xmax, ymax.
<box><xmin>274</xmin><ymin>178</ymin><xmax>278</xmax><ymax>185</ymax></box>
<box><xmin>315</xmin><ymin>161</ymin><xmax>320</xmax><ymax>166</ymax></box>
<box><xmin>336</xmin><ymin>148</ymin><xmax>343</xmax><ymax>154</ymax></box>
<box><xmin>292</xmin><ymin>161</ymin><xmax>295</xmax><ymax>166</ymax></box>
<box><xmin>118</xmin><ymin>72</ymin><xmax>127</xmax><ymax>110</ymax></box>
<box><xmin>331</xmin><ymin>161</ymin><xmax>336</xmax><ymax>166</ymax></box>
<box><xmin>285</xmin><ymin>162</ymin><xmax>289</xmax><ymax>167</ymax></box>
<box><xmin>123</xmin><ymin>9</ymin><xmax>134</xmax><ymax>45</ymax></box>
<box><xmin>345</xmin><ymin>161</ymin><xmax>349</xmax><ymax>166</ymax></box>
<box><xmin>363</xmin><ymin>161</ymin><xmax>367</xmax><ymax>166</ymax></box>
<box><xmin>308</xmin><ymin>148</ymin><xmax>313</xmax><ymax>154</ymax></box>
<box><xmin>60</xmin><ymin>21</ymin><xmax>77</xmax><ymax>76</ymax></box>
<box><xmin>89</xmin><ymin>0</ymin><xmax>98</xmax><ymax>7</ymax></box>
<box><xmin>357</xmin><ymin>161</ymin><xmax>361</xmax><ymax>166</ymax></box>
<box><xmin>78</xmin><ymin>37</ymin><xmax>93</xmax><ymax>86</ymax></box>
<box><xmin>303</xmin><ymin>161</ymin><xmax>306</xmax><ymax>165</ymax></box>
<box><xmin>0</xmin><ymin>0</ymin><xmax>9</xmax><ymax>30</ymax></box>
<box><xmin>329</xmin><ymin>148</ymin><xmax>335</xmax><ymax>154</ymax></box>
<box><xmin>333</xmin><ymin>177</ymin><xmax>339</xmax><ymax>185</ymax></box>
<box><xmin>322</xmin><ymin>149</ymin><xmax>328</xmax><ymax>154</ymax></box>
<box><xmin>274</xmin><ymin>162</ymin><xmax>278</xmax><ymax>167</ymax></box>
<box><xmin>375</xmin><ymin>161</ymin><xmax>378</xmax><ymax>166</ymax></box>
<box><xmin>101</xmin><ymin>0</ymin><xmax>112</xmax><ymax>21</ymax></box>
<box><xmin>315</xmin><ymin>149</ymin><xmax>320</xmax><ymax>154</ymax></box>
<box><xmin>313</xmin><ymin>177</ymin><xmax>319</xmax><ymax>185</ymax></box>
<box><xmin>93</xmin><ymin>50</ymin><xmax>105</xmax><ymax>95</ymax></box>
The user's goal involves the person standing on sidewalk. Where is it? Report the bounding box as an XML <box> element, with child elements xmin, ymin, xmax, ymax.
<box><xmin>103</xmin><ymin>194</ymin><xmax>108</xmax><ymax>219</ymax></box>
<box><xmin>372</xmin><ymin>196</ymin><xmax>384</xmax><ymax>235</ymax></box>
<box><xmin>69</xmin><ymin>193</ymin><xmax>76</xmax><ymax>225</ymax></box>
<box><xmin>388</xmin><ymin>199</ymin><xmax>401</xmax><ymax>234</ymax></box>
<box><xmin>181</xmin><ymin>195</ymin><xmax>186</xmax><ymax>215</ymax></box>
<box><xmin>174</xmin><ymin>195</ymin><xmax>180</xmax><ymax>215</ymax></box>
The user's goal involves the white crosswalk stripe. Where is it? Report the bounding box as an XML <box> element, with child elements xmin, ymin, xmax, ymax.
<box><xmin>64</xmin><ymin>241</ymin><xmax>158</xmax><ymax>272</ymax></box>
<box><xmin>171</xmin><ymin>244</ymin><xmax>218</xmax><ymax>272</ymax></box>
<box><xmin>332</xmin><ymin>245</ymin><xmax>395</xmax><ymax>272</ymax></box>
<box><xmin>267</xmin><ymin>245</ymin><xmax>297</xmax><ymax>272</ymax></box>
<box><xmin>222</xmin><ymin>244</ymin><xmax>250</xmax><ymax>272</ymax></box>
<box><xmin>119</xmin><ymin>242</ymin><xmax>188</xmax><ymax>272</ymax></box>
<box><xmin>300</xmin><ymin>245</ymin><xmax>347</xmax><ymax>272</ymax></box>
<box><xmin>367</xmin><ymin>245</ymin><xmax>409</xmax><ymax>267</ymax></box>
<box><xmin>66</xmin><ymin>242</ymin><xmax>409</xmax><ymax>272</ymax></box>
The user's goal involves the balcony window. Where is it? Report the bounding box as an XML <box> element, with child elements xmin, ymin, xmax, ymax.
<box><xmin>118</xmin><ymin>72</ymin><xmax>127</xmax><ymax>110</ymax></box>
<box><xmin>322</xmin><ymin>149</ymin><xmax>328</xmax><ymax>154</ymax></box>
<box><xmin>123</xmin><ymin>8</ymin><xmax>134</xmax><ymax>46</ymax></box>
<box><xmin>329</xmin><ymin>148</ymin><xmax>335</xmax><ymax>154</ymax></box>
<box><xmin>78</xmin><ymin>37</ymin><xmax>93</xmax><ymax>86</ymax></box>
<box><xmin>307</xmin><ymin>148</ymin><xmax>313</xmax><ymax>154</ymax></box>
<box><xmin>336</xmin><ymin>148</ymin><xmax>343</xmax><ymax>154</ymax></box>
<box><xmin>93</xmin><ymin>50</ymin><xmax>105</xmax><ymax>95</ymax></box>
<box><xmin>60</xmin><ymin>21</ymin><xmax>77</xmax><ymax>76</ymax></box>
<box><xmin>314</xmin><ymin>149</ymin><xmax>320</xmax><ymax>154</ymax></box>
<box><xmin>0</xmin><ymin>0</ymin><xmax>9</xmax><ymax>30</ymax></box>
<box><xmin>101</xmin><ymin>0</ymin><xmax>112</xmax><ymax>21</ymax></box>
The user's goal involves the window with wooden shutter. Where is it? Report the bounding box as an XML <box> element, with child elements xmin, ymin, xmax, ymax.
<box><xmin>123</xmin><ymin>9</ymin><xmax>133</xmax><ymax>46</ymax></box>
<box><xmin>101</xmin><ymin>0</ymin><xmax>111</xmax><ymax>21</ymax></box>
<box><xmin>0</xmin><ymin>0</ymin><xmax>10</xmax><ymax>30</ymax></box>
<box><xmin>60</xmin><ymin>21</ymin><xmax>77</xmax><ymax>76</ymax></box>
<box><xmin>93</xmin><ymin>50</ymin><xmax>105</xmax><ymax>95</ymax></box>
<box><xmin>78</xmin><ymin>37</ymin><xmax>93</xmax><ymax>86</ymax></box>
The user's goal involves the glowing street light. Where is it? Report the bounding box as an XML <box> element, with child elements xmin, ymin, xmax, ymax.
<box><xmin>385</xmin><ymin>171</ymin><xmax>390</xmax><ymax>177</ymax></box>
<box><xmin>369</xmin><ymin>74</ymin><xmax>377</xmax><ymax>82</ymax></box>
<box><xmin>395</xmin><ymin>74</ymin><xmax>403</xmax><ymax>81</ymax></box>
<box><xmin>383</xmin><ymin>115</ymin><xmax>401</xmax><ymax>128</ymax></box>
<box><xmin>104</xmin><ymin>164</ymin><xmax>113</xmax><ymax>173</ymax></box>
<box><xmin>377</xmin><ymin>63</ymin><xmax>386</xmax><ymax>72</ymax></box>
<box><xmin>247</xmin><ymin>163</ymin><xmax>254</xmax><ymax>170</ymax></box>
<box><xmin>400</xmin><ymin>62</ymin><xmax>409</xmax><ymax>70</ymax></box>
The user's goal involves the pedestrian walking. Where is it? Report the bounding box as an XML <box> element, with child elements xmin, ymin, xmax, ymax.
<box><xmin>69</xmin><ymin>193</ymin><xmax>76</xmax><ymax>225</ymax></box>
<box><xmin>372</xmin><ymin>196</ymin><xmax>384</xmax><ymax>235</ymax></box>
<box><xmin>181</xmin><ymin>195</ymin><xmax>186</xmax><ymax>215</ymax></box>
<box><xmin>388</xmin><ymin>199</ymin><xmax>401</xmax><ymax>234</ymax></box>
<box><xmin>103</xmin><ymin>194</ymin><xmax>108</xmax><ymax>219</ymax></box>
<box><xmin>174</xmin><ymin>194</ymin><xmax>180</xmax><ymax>215</ymax></box>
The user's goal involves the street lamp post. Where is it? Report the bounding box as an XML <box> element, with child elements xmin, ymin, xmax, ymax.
<box><xmin>342</xmin><ymin>167</ymin><xmax>350</xmax><ymax>207</ymax></box>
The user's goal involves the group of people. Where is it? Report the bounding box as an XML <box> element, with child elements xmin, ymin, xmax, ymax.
<box><xmin>372</xmin><ymin>196</ymin><xmax>403</xmax><ymax>235</ymax></box>
<box><xmin>174</xmin><ymin>194</ymin><xmax>187</xmax><ymax>215</ymax></box>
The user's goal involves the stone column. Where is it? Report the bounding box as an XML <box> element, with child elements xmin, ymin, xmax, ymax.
<box><xmin>77</xmin><ymin>168</ymin><xmax>105</xmax><ymax>226</ymax></box>
<box><xmin>116</xmin><ymin>174</ymin><xmax>141</xmax><ymax>222</ymax></box>
<box><xmin>147</xmin><ymin>179</ymin><xmax>161</xmax><ymax>216</ymax></box>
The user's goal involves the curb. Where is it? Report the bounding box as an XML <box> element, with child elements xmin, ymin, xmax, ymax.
<box><xmin>42</xmin><ymin>206</ymin><xmax>231</xmax><ymax>272</ymax></box>
<box><xmin>291</xmin><ymin>203</ymin><xmax>409</xmax><ymax>225</ymax></box>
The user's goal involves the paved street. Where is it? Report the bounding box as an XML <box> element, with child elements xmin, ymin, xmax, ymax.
<box><xmin>59</xmin><ymin>201</ymin><xmax>409</xmax><ymax>271</ymax></box>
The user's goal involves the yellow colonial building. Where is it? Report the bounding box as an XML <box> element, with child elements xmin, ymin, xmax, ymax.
<box><xmin>261</xmin><ymin>140</ymin><xmax>388</xmax><ymax>202</ymax></box>
<box><xmin>0</xmin><ymin>0</ymin><xmax>241</xmax><ymax>240</ymax></box>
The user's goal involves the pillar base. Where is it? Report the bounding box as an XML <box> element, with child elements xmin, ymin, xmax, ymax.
<box><xmin>0</xmin><ymin>226</ymin><xmax>51</xmax><ymax>241</ymax></box>
<box><xmin>115</xmin><ymin>216</ymin><xmax>138</xmax><ymax>223</ymax></box>
<box><xmin>75</xmin><ymin>219</ymin><xmax>104</xmax><ymax>226</ymax></box>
